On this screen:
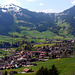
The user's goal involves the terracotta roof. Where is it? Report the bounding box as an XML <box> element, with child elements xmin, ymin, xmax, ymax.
<box><xmin>24</xmin><ymin>68</ymin><xmax>29</xmax><ymax>72</ymax></box>
<box><xmin>22</xmin><ymin>55</ymin><xmax>26</xmax><ymax>58</ymax></box>
<box><xmin>16</xmin><ymin>53</ymin><xmax>21</xmax><ymax>55</ymax></box>
<box><xmin>40</xmin><ymin>54</ymin><xmax>45</xmax><ymax>56</ymax></box>
<box><xmin>41</xmin><ymin>52</ymin><xmax>46</xmax><ymax>54</ymax></box>
<box><xmin>6</xmin><ymin>67</ymin><xmax>9</xmax><ymax>69</ymax></box>
<box><xmin>33</xmin><ymin>51</ymin><xmax>41</xmax><ymax>53</ymax></box>
<box><xmin>21</xmin><ymin>51</ymin><xmax>24</xmax><ymax>52</ymax></box>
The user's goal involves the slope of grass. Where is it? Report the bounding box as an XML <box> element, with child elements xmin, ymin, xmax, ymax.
<box><xmin>0</xmin><ymin>50</ymin><xmax>11</xmax><ymax>58</ymax></box>
<box><xmin>33</xmin><ymin>43</ymin><xmax>55</xmax><ymax>48</ymax></box>
<box><xmin>21</xmin><ymin>30</ymin><xmax>57</xmax><ymax>39</ymax></box>
<box><xmin>0</xmin><ymin>29</ymin><xmax>75</xmax><ymax>44</ymax></box>
<box><xmin>0</xmin><ymin>35</ymin><xmax>25</xmax><ymax>43</ymax></box>
<box><xmin>9</xmin><ymin>32</ymin><xmax>24</xmax><ymax>37</ymax></box>
<box><xmin>29</xmin><ymin>57</ymin><xmax>75</xmax><ymax>75</ymax></box>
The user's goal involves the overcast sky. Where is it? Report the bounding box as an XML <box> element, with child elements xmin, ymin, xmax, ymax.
<box><xmin>0</xmin><ymin>0</ymin><xmax>75</xmax><ymax>13</ymax></box>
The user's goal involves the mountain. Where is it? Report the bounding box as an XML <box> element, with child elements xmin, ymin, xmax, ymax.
<box><xmin>57</xmin><ymin>5</ymin><xmax>75</xmax><ymax>36</ymax></box>
<box><xmin>49</xmin><ymin>5</ymin><xmax>75</xmax><ymax>37</ymax></box>
<box><xmin>0</xmin><ymin>4</ymin><xmax>75</xmax><ymax>38</ymax></box>
<box><xmin>0</xmin><ymin>4</ymin><xmax>55</xmax><ymax>34</ymax></box>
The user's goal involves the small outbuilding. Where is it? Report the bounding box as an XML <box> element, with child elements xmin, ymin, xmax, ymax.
<box><xmin>24</xmin><ymin>68</ymin><xmax>34</xmax><ymax>73</ymax></box>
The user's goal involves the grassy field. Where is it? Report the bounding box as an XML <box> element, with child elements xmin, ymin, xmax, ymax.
<box><xmin>0</xmin><ymin>50</ymin><xmax>11</xmax><ymax>58</ymax></box>
<box><xmin>1</xmin><ymin>57</ymin><xmax>75</xmax><ymax>75</ymax></box>
<box><xmin>0</xmin><ymin>35</ymin><xmax>25</xmax><ymax>43</ymax></box>
<box><xmin>28</xmin><ymin>57</ymin><xmax>75</xmax><ymax>75</ymax></box>
<box><xmin>33</xmin><ymin>43</ymin><xmax>55</xmax><ymax>48</ymax></box>
<box><xmin>0</xmin><ymin>29</ymin><xmax>75</xmax><ymax>44</ymax></box>
<box><xmin>21</xmin><ymin>30</ymin><xmax>59</xmax><ymax>39</ymax></box>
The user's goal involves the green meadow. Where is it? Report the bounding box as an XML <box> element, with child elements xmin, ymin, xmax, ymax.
<box><xmin>0</xmin><ymin>29</ymin><xmax>75</xmax><ymax>44</ymax></box>
<box><xmin>0</xmin><ymin>50</ymin><xmax>11</xmax><ymax>58</ymax></box>
<box><xmin>33</xmin><ymin>43</ymin><xmax>55</xmax><ymax>48</ymax></box>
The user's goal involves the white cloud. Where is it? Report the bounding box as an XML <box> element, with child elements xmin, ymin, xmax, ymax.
<box><xmin>2</xmin><ymin>0</ymin><xmax>21</xmax><ymax>6</ymax></box>
<box><xmin>39</xmin><ymin>3</ymin><xmax>44</xmax><ymax>6</ymax></box>
<box><xmin>36</xmin><ymin>9</ymin><xmax>59</xmax><ymax>13</ymax></box>
<box><xmin>71</xmin><ymin>0</ymin><xmax>75</xmax><ymax>4</ymax></box>
<box><xmin>26</xmin><ymin>0</ymin><xmax>37</xmax><ymax>2</ymax></box>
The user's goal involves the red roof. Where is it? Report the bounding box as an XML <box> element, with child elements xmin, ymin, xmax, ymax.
<box><xmin>33</xmin><ymin>51</ymin><xmax>41</xmax><ymax>53</ymax></box>
<box><xmin>16</xmin><ymin>53</ymin><xmax>21</xmax><ymax>55</ymax></box>
<box><xmin>40</xmin><ymin>54</ymin><xmax>45</xmax><ymax>56</ymax></box>
<box><xmin>24</xmin><ymin>68</ymin><xmax>29</xmax><ymax>72</ymax></box>
<box><xmin>23</xmin><ymin>55</ymin><xmax>26</xmax><ymax>58</ymax></box>
<box><xmin>41</xmin><ymin>52</ymin><xmax>46</xmax><ymax>54</ymax></box>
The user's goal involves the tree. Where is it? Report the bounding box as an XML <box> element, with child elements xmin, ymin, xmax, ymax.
<box><xmin>36</xmin><ymin>66</ymin><xmax>44</xmax><ymax>75</ymax></box>
<box><xmin>49</xmin><ymin>64</ymin><xmax>59</xmax><ymax>75</ymax></box>
<box><xmin>4</xmin><ymin>71</ymin><xmax>8</xmax><ymax>75</ymax></box>
<box><xmin>36</xmin><ymin>66</ymin><xmax>48</xmax><ymax>75</ymax></box>
<box><xmin>36</xmin><ymin>65</ymin><xmax>59</xmax><ymax>75</ymax></box>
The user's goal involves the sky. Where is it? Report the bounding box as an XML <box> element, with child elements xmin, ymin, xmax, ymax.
<box><xmin>0</xmin><ymin>0</ymin><xmax>75</xmax><ymax>13</ymax></box>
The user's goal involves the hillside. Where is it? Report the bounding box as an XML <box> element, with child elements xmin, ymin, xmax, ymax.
<box><xmin>1</xmin><ymin>57</ymin><xmax>75</xmax><ymax>75</ymax></box>
<box><xmin>0</xmin><ymin>4</ymin><xmax>75</xmax><ymax>40</ymax></box>
<box><xmin>55</xmin><ymin>5</ymin><xmax>75</xmax><ymax>37</ymax></box>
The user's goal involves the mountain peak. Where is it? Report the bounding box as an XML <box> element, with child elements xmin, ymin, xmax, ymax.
<box><xmin>0</xmin><ymin>3</ymin><xmax>21</xmax><ymax>12</ymax></box>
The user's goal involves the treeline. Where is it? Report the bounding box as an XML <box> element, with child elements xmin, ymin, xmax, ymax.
<box><xmin>0</xmin><ymin>40</ymin><xmax>30</xmax><ymax>48</ymax></box>
<box><xmin>36</xmin><ymin>64</ymin><xmax>59</xmax><ymax>75</ymax></box>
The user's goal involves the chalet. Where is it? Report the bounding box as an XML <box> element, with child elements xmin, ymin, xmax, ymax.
<box><xmin>24</xmin><ymin>68</ymin><xmax>34</xmax><ymax>73</ymax></box>
<box><xmin>11</xmin><ymin>65</ymin><xmax>15</xmax><ymax>69</ymax></box>
<box><xmin>17</xmin><ymin>57</ymin><xmax>25</xmax><ymax>60</ymax></box>
<box><xmin>54</xmin><ymin>50</ymin><xmax>60</xmax><ymax>54</ymax></box>
<box><xmin>72</xmin><ymin>40</ymin><xmax>75</xmax><ymax>43</ymax></box>
<box><xmin>38</xmin><ymin>59</ymin><xmax>45</xmax><ymax>62</ymax></box>
<box><xmin>6</xmin><ymin>66</ymin><xmax>10</xmax><ymax>69</ymax></box>
<box><xmin>22</xmin><ymin>55</ymin><xmax>27</xmax><ymax>58</ymax></box>
<box><xmin>27</xmin><ymin>58</ymin><xmax>37</xmax><ymax>62</ymax></box>
<box><xmin>21</xmin><ymin>51</ymin><xmax>24</xmax><ymax>54</ymax></box>
<box><xmin>39</xmin><ymin>52</ymin><xmax>46</xmax><ymax>58</ymax></box>
<box><xmin>26</xmin><ymin>61</ymin><xmax>32</xmax><ymax>66</ymax></box>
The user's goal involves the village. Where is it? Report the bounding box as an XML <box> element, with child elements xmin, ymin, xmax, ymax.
<box><xmin>0</xmin><ymin>39</ymin><xmax>75</xmax><ymax>74</ymax></box>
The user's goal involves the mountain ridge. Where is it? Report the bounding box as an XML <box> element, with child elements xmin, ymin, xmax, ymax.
<box><xmin>0</xmin><ymin>4</ymin><xmax>75</xmax><ymax>39</ymax></box>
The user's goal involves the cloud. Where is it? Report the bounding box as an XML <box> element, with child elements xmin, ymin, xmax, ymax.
<box><xmin>36</xmin><ymin>9</ymin><xmax>59</xmax><ymax>13</ymax></box>
<box><xmin>39</xmin><ymin>3</ymin><xmax>44</xmax><ymax>6</ymax></box>
<box><xmin>71</xmin><ymin>0</ymin><xmax>75</xmax><ymax>4</ymax></box>
<box><xmin>2</xmin><ymin>0</ymin><xmax>21</xmax><ymax>6</ymax></box>
<box><xmin>65</xmin><ymin>0</ymin><xmax>75</xmax><ymax>5</ymax></box>
<box><xmin>26</xmin><ymin>0</ymin><xmax>37</xmax><ymax>2</ymax></box>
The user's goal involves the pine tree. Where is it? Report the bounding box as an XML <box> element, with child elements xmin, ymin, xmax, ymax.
<box><xmin>49</xmin><ymin>64</ymin><xmax>59</xmax><ymax>75</ymax></box>
<box><xmin>36</xmin><ymin>65</ymin><xmax>59</xmax><ymax>75</ymax></box>
<box><xmin>36</xmin><ymin>66</ymin><xmax>44</xmax><ymax>75</ymax></box>
<box><xmin>4</xmin><ymin>71</ymin><xmax>8</xmax><ymax>75</ymax></box>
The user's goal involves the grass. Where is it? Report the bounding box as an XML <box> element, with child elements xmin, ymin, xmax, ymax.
<box><xmin>0</xmin><ymin>30</ymin><xmax>56</xmax><ymax>44</ymax></box>
<box><xmin>9</xmin><ymin>32</ymin><xmax>24</xmax><ymax>37</ymax></box>
<box><xmin>33</xmin><ymin>43</ymin><xmax>55</xmax><ymax>48</ymax></box>
<box><xmin>1</xmin><ymin>57</ymin><xmax>75</xmax><ymax>75</ymax></box>
<box><xmin>0</xmin><ymin>29</ymin><xmax>75</xmax><ymax>44</ymax></box>
<box><xmin>29</xmin><ymin>57</ymin><xmax>75</xmax><ymax>75</ymax></box>
<box><xmin>0</xmin><ymin>35</ymin><xmax>26</xmax><ymax>44</ymax></box>
<box><xmin>0</xmin><ymin>50</ymin><xmax>11</xmax><ymax>58</ymax></box>
<box><xmin>21</xmin><ymin>30</ymin><xmax>56</xmax><ymax>39</ymax></box>
<box><xmin>0</xmin><ymin>50</ymin><xmax>9</xmax><ymax>54</ymax></box>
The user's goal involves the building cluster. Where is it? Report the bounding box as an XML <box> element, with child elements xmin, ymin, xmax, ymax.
<box><xmin>0</xmin><ymin>40</ymin><xmax>74</xmax><ymax>71</ymax></box>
